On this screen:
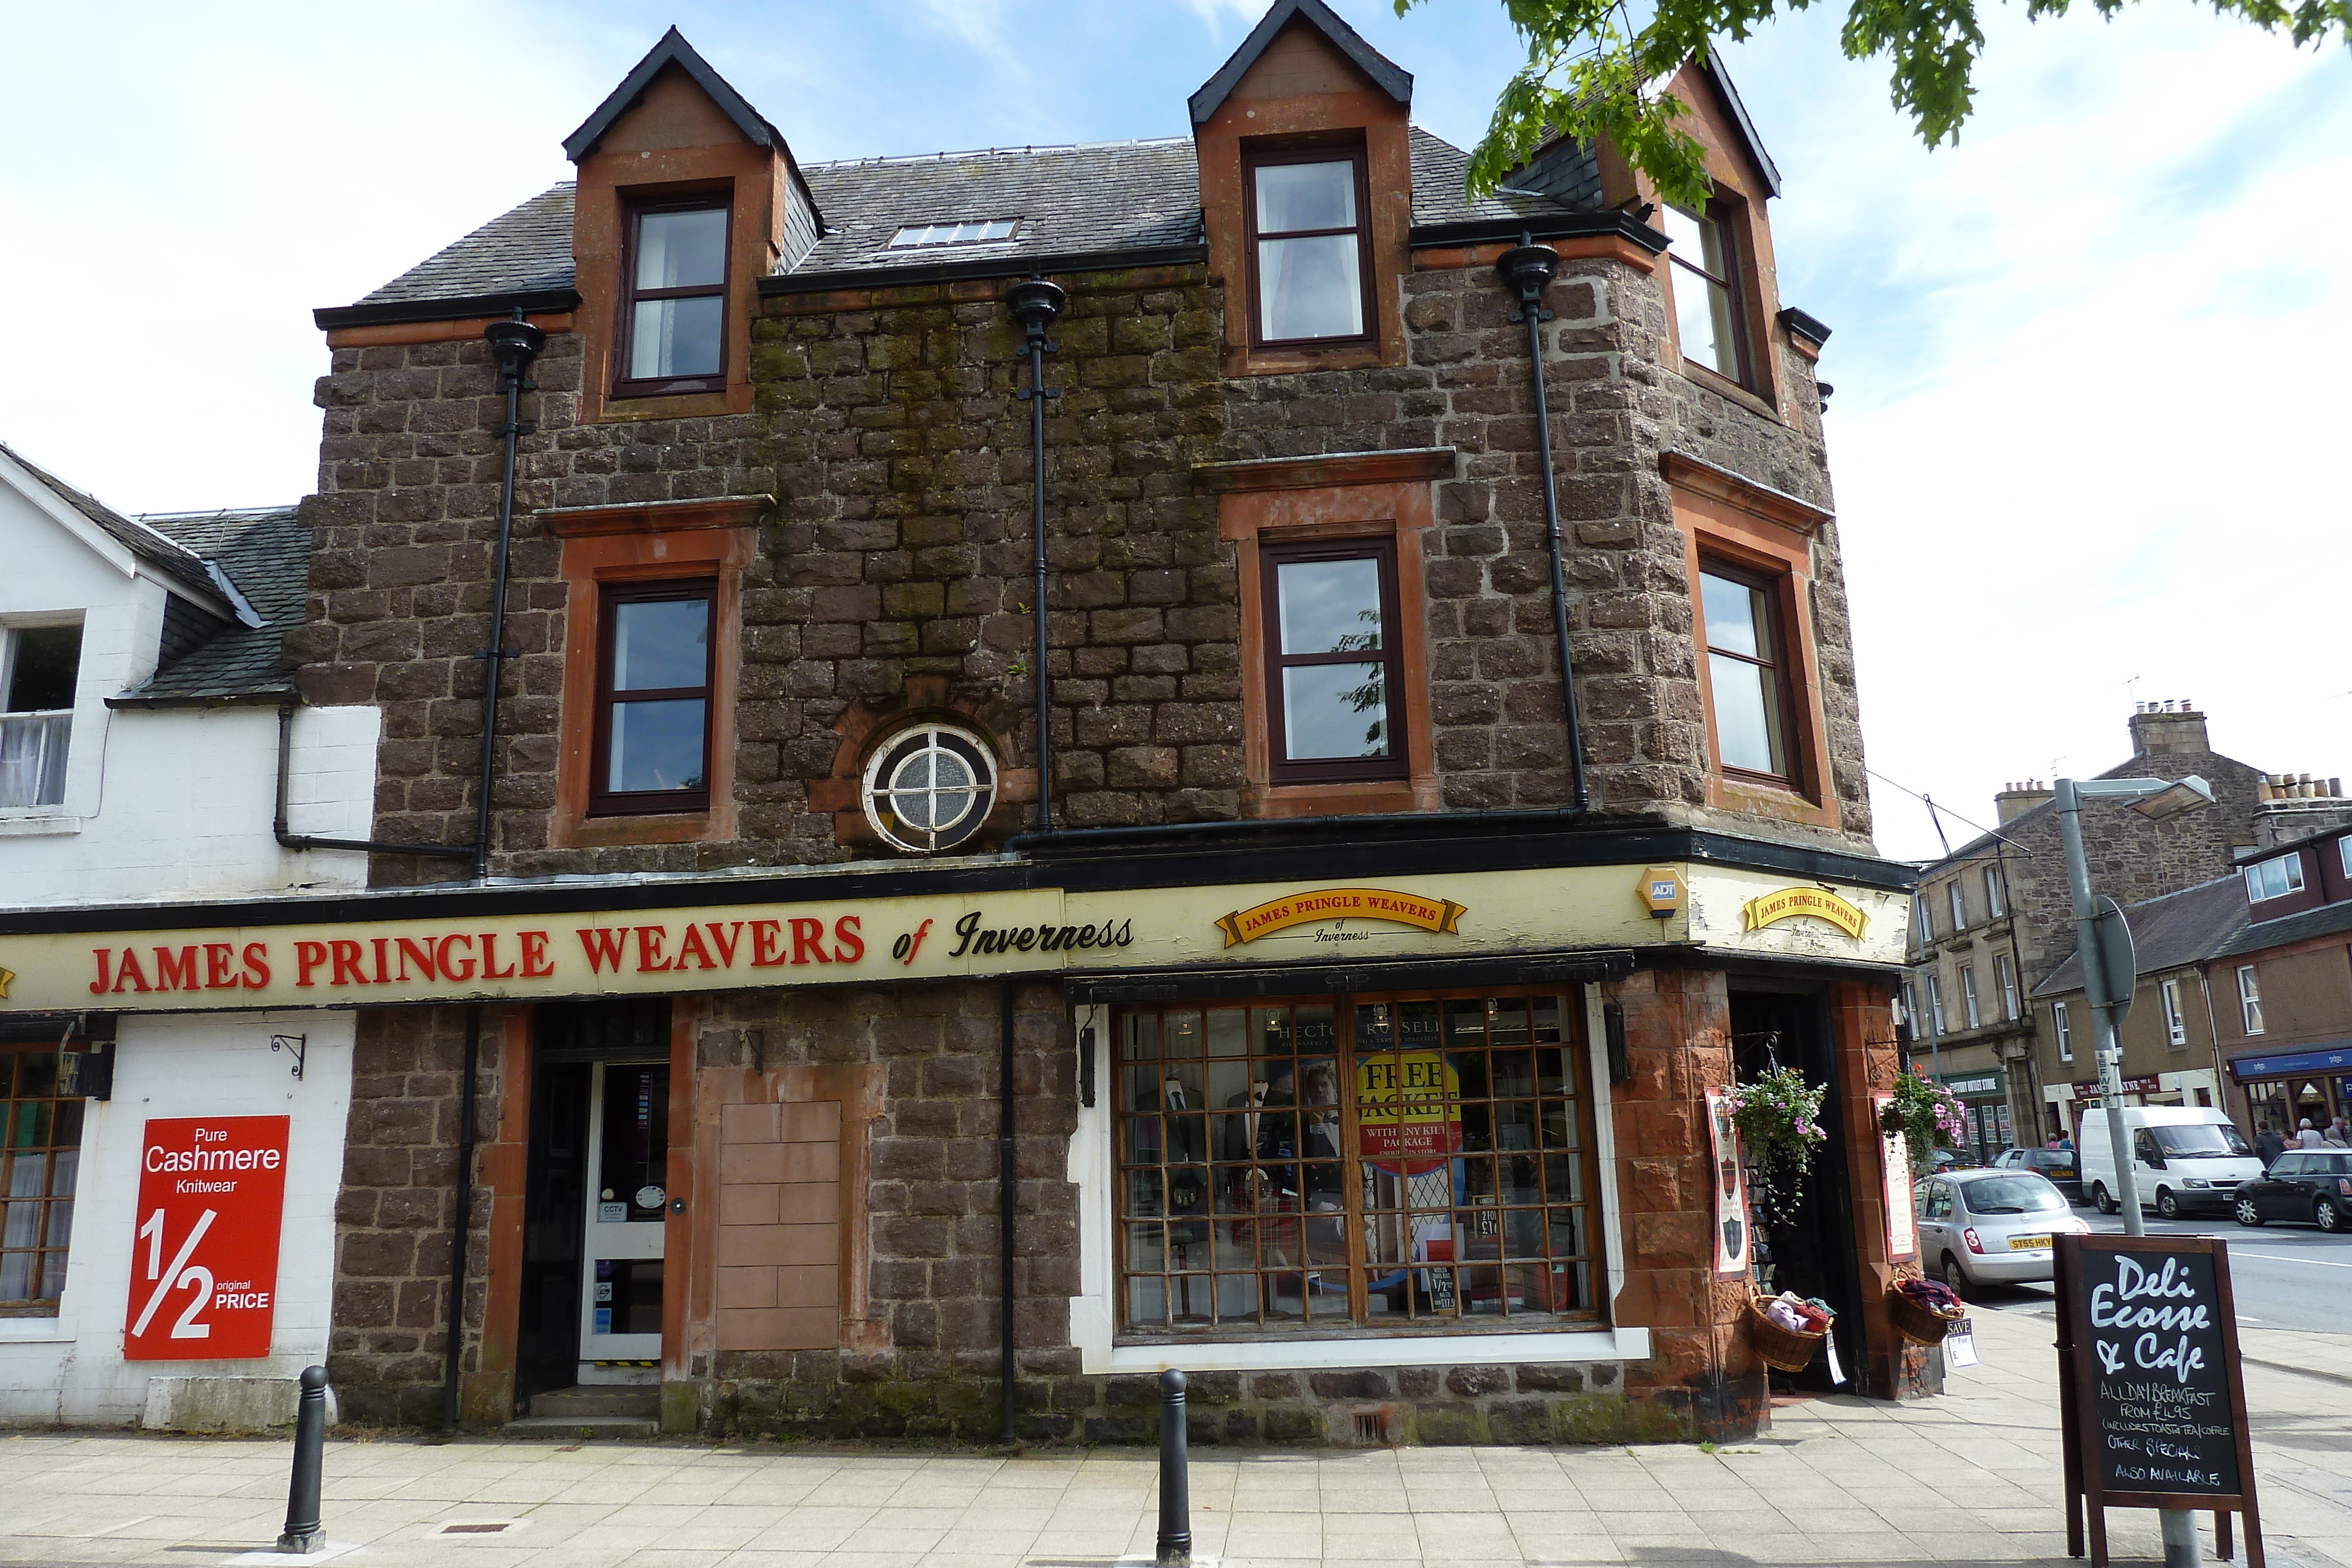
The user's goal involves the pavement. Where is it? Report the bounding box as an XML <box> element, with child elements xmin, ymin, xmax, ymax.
<box><xmin>4</xmin><ymin>1309</ymin><xmax>2349</xmax><ymax>1568</ymax></box>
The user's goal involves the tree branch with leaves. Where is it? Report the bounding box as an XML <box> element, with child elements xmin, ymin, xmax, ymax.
<box><xmin>1401</xmin><ymin>0</ymin><xmax>2352</xmax><ymax>210</ymax></box>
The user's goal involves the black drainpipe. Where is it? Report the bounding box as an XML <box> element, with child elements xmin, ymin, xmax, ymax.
<box><xmin>440</xmin><ymin>1004</ymin><xmax>483</xmax><ymax>1429</ymax></box>
<box><xmin>1497</xmin><ymin>239</ymin><xmax>1589</xmax><ymax>812</ymax></box>
<box><xmin>273</xmin><ymin>702</ymin><xmax>474</xmax><ymax>860</ymax></box>
<box><xmin>1005</xmin><ymin>279</ymin><xmax>1066</xmax><ymax>830</ymax></box>
<box><xmin>474</xmin><ymin>312</ymin><xmax>547</xmax><ymax>880</ymax></box>
<box><xmin>998</xmin><ymin>978</ymin><xmax>1019</xmax><ymax>1445</ymax></box>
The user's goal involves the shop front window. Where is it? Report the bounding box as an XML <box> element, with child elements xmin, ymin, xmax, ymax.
<box><xmin>1114</xmin><ymin>991</ymin><xmax>1601</xmax><ymax>1334</ymax></box>
<box><xmin>2</xmin><ymin>1045</ymin><xmax>82</xmax><ymax>1310</ymax></box>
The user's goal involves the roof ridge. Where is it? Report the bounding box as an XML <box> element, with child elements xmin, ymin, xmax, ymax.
<box><xmin>802</xmin><ymin>135</ymin><xmax>1192</xmax><ymax>171</ymax></box>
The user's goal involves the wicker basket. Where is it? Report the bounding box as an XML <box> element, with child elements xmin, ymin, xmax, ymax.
<box><xmin>1886</xmin><ymin>1286</ymin><xmax>1965</xmax><ymax>1346</ymax></box>
<box><xmin>1746</xmin><ymin>1289</ymin><xmax>1830</xmax><ymax>1373</ymax></box>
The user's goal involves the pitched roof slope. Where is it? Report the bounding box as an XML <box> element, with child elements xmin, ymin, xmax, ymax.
<box><xmin>356</xmin><ymin>185</ymin><xmax>578</xmax><ymax>307</ymax></box>
<box><xmin>2</xmin><ymin>440</ymin><xmax>225</xmax><ymax>609</ymax></box>
<box><xmin>117</xmin><ymin>507</ymin><xmax>309</xmax><ymax>705</ymax></box>
<box><xmin>2214</xmin><ymin>894</ymin><xmax>2352</xmax><ymax>959</ymax></box>
<box><xmin>2030</xmin><ymin>874</ymin><xmax>2252</xmax><ymax>998</ymax></box>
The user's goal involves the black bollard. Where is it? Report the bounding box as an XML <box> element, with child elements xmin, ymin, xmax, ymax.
<box><xmin>276</xmin><ymin>1365</ymin><xmax>329</xmax><ymax>1554</ymax></box>
<box><xmin>1155</xmin><ymin>1368</ymin><xmax>1191</xmax><ymax>1567</ymax></box>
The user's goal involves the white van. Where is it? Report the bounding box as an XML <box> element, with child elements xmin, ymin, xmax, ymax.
<box><xmin>2077</xmin><ymin>1105</ymin><xmax>2265</xmax><ymax>1219</ymax></box>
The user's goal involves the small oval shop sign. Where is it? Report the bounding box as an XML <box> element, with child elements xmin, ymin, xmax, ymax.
<box><xmin>1215</xmin><ymin>888</ymin><xmax>1468</xmax><ymax>948</ymax></box>
<box><xmin>1739</xmin><ymin>886</ymin><xmax>1869</xmax><ymax>939</ymax></box>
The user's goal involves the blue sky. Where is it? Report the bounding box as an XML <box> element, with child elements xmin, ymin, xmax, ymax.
<box><xmin>2</xmin><ymin>0</ymin><xmax>2345</xmax><ymax>860</ymax></box>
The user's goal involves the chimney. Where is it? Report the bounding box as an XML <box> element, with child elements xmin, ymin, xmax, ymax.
<box><xmin>1996</xmin><ymin>778</ymin><xmax>2054</xmax><ymax>824</ymax></box>
<box><xmin>2127</xmin><ymin>698</ymin><xmax>2209</xmax><ymax>758</ymax></box>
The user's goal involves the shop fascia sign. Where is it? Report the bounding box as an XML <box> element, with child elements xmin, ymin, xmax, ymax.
<box><xmin>1942</xmin><ymin>1074</ymin><xmax>2005</xmax><ymax>1096</ymax></box>
<box><xmin>0</xmin><ymin>863</ymin><xmax>1669</xmax><ymax>1015</ymax></box>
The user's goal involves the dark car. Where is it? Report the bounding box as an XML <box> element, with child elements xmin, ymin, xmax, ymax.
<box><xmin>2233</xmin><ymin>1149</ymin><xmax>2352</xmax><ymax>1232</ymax></box>
<box><xmin>1994</xmin><ymin>1145</ymin><xmax>2084</xmax><ymax>1203</ymax></box>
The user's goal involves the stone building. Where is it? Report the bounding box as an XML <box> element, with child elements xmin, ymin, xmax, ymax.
<box><xmin>1</xmin><ymin>2</ymin><xmax>1925</xmax><ymax>1442</ymax></box>
<box><xmin>2201</xmin><ymin>818</ymin><xmax>2352</xmax><ymax>1141</ymax></box>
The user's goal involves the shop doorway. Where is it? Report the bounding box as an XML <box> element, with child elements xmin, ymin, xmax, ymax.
<box><xmin>516</xmin><ymin>1000</ymin><xmax>671</xmax><ymax>1409</ymax></box>
<box><xmin>1730</xmin><ymin>986</ymin><xmax>1868</xmax><ymax>1396</ymax></box>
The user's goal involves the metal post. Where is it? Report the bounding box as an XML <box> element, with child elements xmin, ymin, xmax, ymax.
<box><xmin>1155</xmin><ymin>1368</ymin><xmax>1191</xmax><ymax>1567</ymax></box>
<box><xmin>276</xmin><ymin>1365</ymin><xmax>329</xmax><ymax>1554</ymax></box>
<box><xmin>2057</xmin><ymin>780</ymin><xmax>2198</xmax><ymax>1564</ymax></box>
<box><xmin>2055</xmin><ymin>781</ymin><xmax>2140</xmax><ymax>1238</ymax></box>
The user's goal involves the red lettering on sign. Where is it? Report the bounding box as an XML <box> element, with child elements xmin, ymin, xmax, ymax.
<box><xmin>436</xmin><ymin>933</ymin><xmax>476</xmax><ymax>982</ymax></box>
<box><xmin>126</xmin><ymin>1116</ymin><xmax>289</xmax><ymax>1362</ymax></box>
<box><xmin>673</xmin><ymin>923</ymin><xmax>717</xmax><ymax>971</ymax></box>
<box><xmin>113</xmin><ymin>947</ymin><xmax>152</xmax><ymax>994</ymax></box>
<box><xmin>242</xmin><ymin>943</ymin><xmax>270</xmax><ymax>989</ymax></box>
<box><xmin>329</xmin><ymin>940</ymin><xmax>366</xmax><ymax>987</ymax></box>
<box><xmin>293</xmin><ymin>941</ymin><xmax>328</xmax><ymax>988</ymax></box>
<box><xmin>834</xmin><ymin>915</ymin><xmax>865</xmax><ymax>964</ymax></box>
<box><xmin>478</xmin><ymin>932</ymin><xmax>518</xmax><ymax>980</ymax></box>
<box><xmin>519</xmin><ymin>930</ymin><xmax>554</xmax><ymax>978</ymax></box>
<box><xmin>395</xmin><ymin>937</ymin><xmax>437</xmax><ymax>982</ymax></box>
<box><xmin>154</xmin><ymin>945</ymin><xmax>198</xmax><ymax>991</ymax></box>
<box><xmin>705</xmin><ymin>921</ymin><xmax>744</xmax><ymax>967</ymax></box>
<box><xmin>89</xmin><ymin>948</ymin><xmax>112</xmax><ymax>995</ymax></box>
<box><xmin>750</xmin><ymin>920</ymin><xmax>786</xmax><ymax>967</ymax></box>
<box><xmin>634</xmin><ymin>926</ymin><xmax>672</xmax><ymax>972</ymax></box>
<box><xmin>576</xmin><ymin>928</ymin><xmax>628</xmax><ymax>974</ymax></box>
<box><xmin>790</xmin><ymin>918</ymin><xmax>831</xmax><ymax>965</ymax></box>
<box><xmin>371</xmin><ymin>938</ymin><xmax>391</xmax><ymax>985</ymax></box>
<box><xmin>205</xmin><ymin>942</ymin><xmax>239</xmax><ymax>990</ymax></box>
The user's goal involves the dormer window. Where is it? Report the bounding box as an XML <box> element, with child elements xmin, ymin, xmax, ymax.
<box><xmin>888</xmin><ymin>220</ymin><xmax>1019</xmax><ymax>248</ymax></box>
<box><xmin>1662</xmin><ymin>203</ymin><xmax>1746</xmax><ymax>385</ymax></box>
<box><xmin>619</xmin><ymin>200</ymin><xmax>730</xmax><ymax>395</ymax></box>
<box><xmin>1246</xmin><ymin>148</ymin><xmax>1373</xmax><ymax>346</ymax></box>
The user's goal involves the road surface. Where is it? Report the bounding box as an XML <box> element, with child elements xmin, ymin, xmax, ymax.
<box><xmin>1961</xmin><ymin>1204</ymin><xmax>2349</xmax><ymax>1333</ymax></box>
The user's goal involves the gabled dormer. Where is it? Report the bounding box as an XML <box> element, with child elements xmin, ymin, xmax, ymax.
<box><xmin>1190</xmin><ymin>0</ymin><xmax>1414</xmax><ymax>376</ymax></box>
<box><xmin>565</xmin><ymin>28</ymin><xmax>819</xmax><ymax>423</ymax></box>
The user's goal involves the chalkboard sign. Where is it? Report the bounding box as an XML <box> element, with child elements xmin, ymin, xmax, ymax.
<box><xmin>2053</xmin><ymin>1235</ymin><xmax>2265</xmax><ymax>1568</ymax></box>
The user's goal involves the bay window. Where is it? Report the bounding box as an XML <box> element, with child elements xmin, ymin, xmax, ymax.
<box><xmin>1115</xmin><ymin>991</ymin><xmax>1601</xmax><ymax>1334</ymax></box>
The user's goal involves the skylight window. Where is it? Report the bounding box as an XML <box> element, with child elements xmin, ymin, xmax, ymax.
<box><xmin>888</xmin><ymin>220</ymin><xmax>1019</xmax><ymax>248</ymax></box>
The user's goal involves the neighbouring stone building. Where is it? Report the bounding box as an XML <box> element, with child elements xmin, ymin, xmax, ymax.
<box><xmin>1</xmin><ymin>1</ymin><xmax>1927</xmax><ymax>1443</ymax></box>
<box><xmin>1903</xmin><ymin>700</ymin><xmax>2348</xmax><ymax>1148</ymax></box>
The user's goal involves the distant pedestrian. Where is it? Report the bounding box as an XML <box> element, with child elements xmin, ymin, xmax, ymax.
<box><xmin>2296</xmin><ymin>1118</ymin><xmax>2324</xmax><ymax>1149</ymax></box>
<box><xmin>2326</xmin><ymin>1122</ymin><xmax>2350</xmax><ymax>1149</ymax></box>
<box><xmin>2257</xmin><ymin>1124</ymin><xmax>2288</xmax><ymax>1166</ymax></box>
<box><xmin>2057</xmin><ymin>1132</ymin><xmax>2073</xmax><ymax>1152</ymax></box>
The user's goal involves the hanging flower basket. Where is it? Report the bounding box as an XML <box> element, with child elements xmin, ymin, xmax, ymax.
<box><xmin>1880</xmin><ymin>1073</ymin><xmax>1969</xmax><ymax>1176</ymax></box>
<box><xmin>1725</xmin><ymin>1066</ymin><xmax>1829</xmax><ymax>1229</ymax></box>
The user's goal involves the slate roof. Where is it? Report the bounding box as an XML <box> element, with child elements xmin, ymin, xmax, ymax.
<box><xmin>333</xmin><ymin>122</ymin><xmax>1601</xmax><ymax>317</ymax></box>
<box><xmin>2214</xmin><ymin>892</ymin><xmax>2352</xmax><ymax>959</ymax></box>
<box><xmin>116</xmin><ymin>507</ymin><xmax>309</xmax><ymax>705</ymax></box>
<box><xmin>3</xmin><ymin>440</ymin><xmax>224</xmax><ymax>610</ymax></box>
<box><xmin>356</xmin><ymin>185</ymin><xmax>578</xmax><ymax>307</ymax></box>
<box><xmin>2030</xmin><ymin>874</ymin><xmax>2252</xmax><ymax>998</ymax></box>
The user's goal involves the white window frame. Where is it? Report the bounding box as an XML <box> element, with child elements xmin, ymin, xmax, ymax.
<box><xmin>2160</xmin><ymin>978</ymin><xmax>2187</xmax><ymax>1046</ymax></box>
<box><xmin>1926</xmin><ymin>973</ymin><xmax>1946</xmax><ymax>1035</ymax></box>
<box><xmin>2243</xmin><ymin>854</ymin><xmax>2306</xmax><ymax>902</ymax></box>
<box><xmin>1914</xmin><ymin>893</ymin><xmax>1933</xmax><ymax>944</ymax></box>
<box><xmin>1949</xmin><ymin>881</ymin><xmax>1967</xmax><ymax>932</ymax></box>
<box><xmin>2054</xmin><ymin>1001</ymin><xmax>2073</xmax><ymax>1062</ymax></box>
<box><xmin>2340</xmin><ymin>837</ymin><xmax>2352</xmax><ymax>880</ymax></box>
<box><xmin>2237</xmin><ymin>965</ymin><xmax>2264</xmax><ymax>1035</ymax></box>
<box><xmin>1960</xmin><ymin>965</ymin><xmax>1980</xmax><ymax>1029</ymax></box>
<box><xmin>1983</xmin><ymin>864</ymin><xmax>2005</xmax><ymax>919</ymax></box>
<box><xmin>1997</xmin><ymin>953</ymin><xmax>2019</xmax><ymax>1021</ymax></box>
<box><xmin>0</xmin><ymin>618</ymin><xmax>82</xmax><ymax>814</ymax></box>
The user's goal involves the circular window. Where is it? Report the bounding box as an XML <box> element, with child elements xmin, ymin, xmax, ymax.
<box><xmin>861</xmin><ymin>724</ymin><xmax>998</xmax><ymax>854</ymax></box>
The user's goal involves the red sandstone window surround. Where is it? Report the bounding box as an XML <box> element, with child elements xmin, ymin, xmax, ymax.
<box><xmin>1242</xmin><ymin>143</ymin><xmax>1376</xmax><ymax>350</ymax></box>
<box><xmin>1259</xmin><ymin>537</ymin><xmax>1408</xmax><ymax>787</ymax></box>
<box><xmin>614</xmin><ymin>196</ymin><xmax>732</xmax><ymax>399</ymax></box>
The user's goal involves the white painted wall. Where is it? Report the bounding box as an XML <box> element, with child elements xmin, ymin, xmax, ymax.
<box><xmin>0</xmin><ymin>1010</ymin><xmax>355</xmax><ymax>1425</ymax></box>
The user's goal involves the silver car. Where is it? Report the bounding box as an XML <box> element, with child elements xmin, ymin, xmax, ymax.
<box><xmin>1914</xmin><ymin>1169</ymin><xmax>2091</xmax><ymax>1295</ymax></box>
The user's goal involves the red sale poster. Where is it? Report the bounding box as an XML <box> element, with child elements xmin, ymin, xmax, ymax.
<box><xmin>124</xmin><ymin>1116</ymin><xmax>290</xmax><ymax>1360</ymax></box>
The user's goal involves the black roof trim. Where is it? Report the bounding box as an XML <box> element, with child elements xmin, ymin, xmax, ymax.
<box><xmin>0</xmin><ymin>821</ymin><xmax>1913</xmax><ymax>937</ymax></box>
<box><xmin>1776</xmin><ymin>306</ymin><xmax>1832</xmax><ymax>347</ymax></box>
<box><xmin>759</xmin><ymin>242</ymin><xmax>1208</xmax><ymax>297</ymax></box>
<box><xmin>106</xmin><ymin>686</ymin><xmax>295</xmax><ymax>711</ymax></box>
<box><xmin>1698</xmin><ymin>54</ymin><xmax>1781</xmax><ymax>198</ymax></box>
<box><xmin>314</xmin><ymin>287</ymin><xmax>581</xmax><ymax>332</ymax></box>
<box><xmin>1188</xmin><ymin>0</ymin><xmax>1412</xmax><ymax>125</ymax></box>
<box><xmin>1066</xmin><ymin>947</ymin><xmax>1638</xmax><ymax>1004</ymax></box>
<box><xmin>1408</xmin><ymin>210</ymin><xmax>1668</xmax><ymax>253</ymax></box>
<box><xmin>564</xmin><ymin>26</ymin><xmax>781</xmax><ymax>163</ymax></box>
